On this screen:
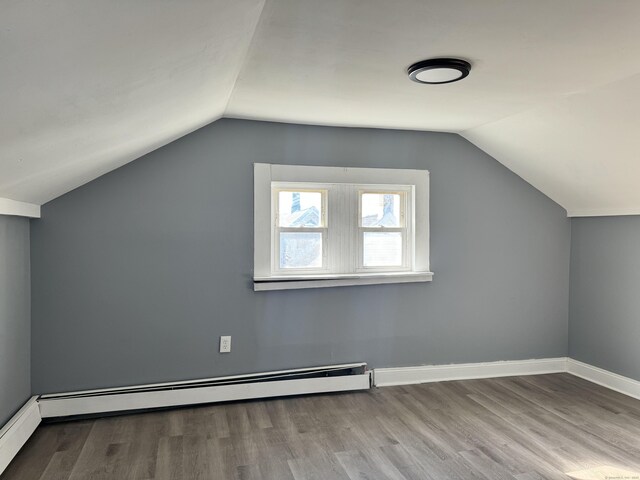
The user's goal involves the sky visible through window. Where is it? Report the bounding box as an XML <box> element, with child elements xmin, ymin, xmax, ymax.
<box><xmin>279</xmin><ymin>191</ymin><xmax>322</xmax><ymax>227</ymax></box>
<box><xmin>361</xmin><ymin>193</ymin><xmax>400</xmax><ymax>227</ymax></box>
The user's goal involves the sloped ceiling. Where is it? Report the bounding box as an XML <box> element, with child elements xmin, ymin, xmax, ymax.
<box><xmin>463</xmin><ymin>74</ymin><xmax>640</xmax><ymax>217</ymax></box>
<box><xmin>2</xmin><ymin>0</ymin><xmax>640</xmax><ymax>216</ymax></box>
<box><xmin>0</xmin><ymin>0</ymin><xmax>265</xmax><ymax>204</ymax></box>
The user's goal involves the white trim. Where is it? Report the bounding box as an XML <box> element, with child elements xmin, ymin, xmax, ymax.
<box><xmin>38</xmin><ymin>374</ymin><xmax>370</xmax><ymax>418</ymax></box>
<box><xmin>266</xmin><ymin>164</ymin><xmax>429</xmax><ymax>186</ymax></box>
<box><xmin>254</xmin><ymin>163</ymin><xmax>272</xmax><ymax>277</ymax></box>
<box><xmin>254</xmin><ymin>163</ymin><xmax>430</xmax><ymax>289</ymax></box>
<box><xmin>568</xmin><ymin>207</ymin><xmax>640</xmax><ymax>217</ymax></box>
<box><xmin>373</xmin><ymin>358</ymin><xmax>568</xmax><ymax>387</ymax></box>
<box><xmin>0</xmin><ymin>397</ymin><xmax>41</xmax><ymax>475</ymax></box>
<box><xmin>254</xmin><ymin>271</ymin><xmax>433</xmax><ymax>291</ymax></box>
<box><xmin>0</xmin><ymin>198</ymin><xmax>40</xmax><ymax>218</ymax></box>
<box><xmin>567</xmin><ymin>359</ymin><xmax>640</xmax><ymax>401</ymax></box>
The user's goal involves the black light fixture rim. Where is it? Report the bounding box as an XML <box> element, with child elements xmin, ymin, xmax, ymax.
<box><xmin>408</xmin><ymin>58</ymin><xmax>471</xmax><ymax>84</ymax></box>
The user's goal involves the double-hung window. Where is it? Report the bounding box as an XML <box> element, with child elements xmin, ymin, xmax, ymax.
<box><xmin>274</xmin><ymin>187</ymin><xmax>328</xmax><ymax>272</ymax></box>
<box><xmin>358</xmin><ymin>188</ymin><xmax>410</xmax><ymax>271</ymax></box>
<box><xmin>254</xmin><ymin>164</ymin><xmax>432</xmax><ymax>290</ymax></box>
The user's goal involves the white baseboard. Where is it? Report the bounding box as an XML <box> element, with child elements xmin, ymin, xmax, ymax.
<box><xmin>0</xmin><ymin>397</ymin><xmax>41</xmax><ymax>476</ymax></box>
<box><xmin>567</xmin><ymin>358</ymin><xmax>640</xmax><ymax>401</ymax></box>
<box><xmin>39</xmin><ymin>374</ymin><xmax>370</xmax><ymax>419</ymax></box>
<box><xmin>373</xmin><ymin>357</ymin><xmax>640</xmax><ymax>403</ymax></box>
<box><xmin>373</xmin><ymin>358</ymin><xmax>568</xmax><ymax>387</ymax></box>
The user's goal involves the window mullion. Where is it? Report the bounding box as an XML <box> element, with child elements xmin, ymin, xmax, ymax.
<box><xmin>325</xmin><ymin>185</ymin><xmax>339</xmax><ymax>274</ymax></box>
<box><xmin>335</xmin><ymin>184</ymin><xmax>350</xmax><ymax>274</ymax></box>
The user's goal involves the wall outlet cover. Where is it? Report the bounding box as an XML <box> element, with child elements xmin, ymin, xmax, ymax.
<box><xmin>219</xmin><ymin>336</ymin><xmax>231</xmax><ymax>353</ymax></box>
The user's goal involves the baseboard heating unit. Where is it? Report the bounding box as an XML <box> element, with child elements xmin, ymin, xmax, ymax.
<box><xmin>38</xmin><ymin>363</ymin><xmax>370</xmax><ymax>419</ymax></box>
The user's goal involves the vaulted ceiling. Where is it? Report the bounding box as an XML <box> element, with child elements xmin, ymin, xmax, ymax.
<box><xmin>2</xmin><ymin>0</ymin><xmax>640</xmax><ymax>216</ymax></box>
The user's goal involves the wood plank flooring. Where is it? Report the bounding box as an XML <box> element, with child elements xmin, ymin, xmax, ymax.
<box><xmin>3</xmin><ymin>373</ymin><xmax>640</xmax><ymax>479</ymax></box>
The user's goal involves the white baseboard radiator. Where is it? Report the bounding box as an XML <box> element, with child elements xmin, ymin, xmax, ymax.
<box><xmin>38</xmin><ymin>363</ymin><xmax>370</xmax><ymax>419</ymax></box>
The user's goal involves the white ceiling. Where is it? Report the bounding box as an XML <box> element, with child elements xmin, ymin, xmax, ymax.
<box><xmin>2</xmin><ymin>0</ymin><xmax>640</xmax><ymax>215</ymax></box>
<box><xmin>0</xmin><ymin>0</ymin><xmax>264</xmax><ymax>204</ymax></box>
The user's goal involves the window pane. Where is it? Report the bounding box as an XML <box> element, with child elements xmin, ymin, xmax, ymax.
<box><xmin>361</xmin><ymin>193</ymin><xmax>401</xmax><ymax>227</ymax></box>
<box><xmin>280</xmin><ymin>232</ymin><xmax>322</xmax><ymax>269</ymax></box>
<box><xmin>363</xmin><ymin>232</ymin><xmax>402</xmax><ymax>267</ymax></box>
<box><xmin>278</xmin><ymin>191</ymin><xmax>322</xmax><ymax>227</ymax></box>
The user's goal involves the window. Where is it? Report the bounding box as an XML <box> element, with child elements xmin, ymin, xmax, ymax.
<box><xmin>359</xmin><ymin>190</ymin><xmax>408</xmax><ymax>270</ymax></box>
<box><xmin>254</xmin><ymin>164</ymin><xmax>432</xmax><ymax>290</ymax></box>
<box><xmin>275</xmin><ymin>189</ymin><xmax>327</xmax><ymax>271</ymax></box>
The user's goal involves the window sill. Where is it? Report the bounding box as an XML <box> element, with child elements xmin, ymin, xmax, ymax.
<box><xmin>253</xmin><ymin>271</ymin><xmax>433</xmax><ymax>291</ymax></box>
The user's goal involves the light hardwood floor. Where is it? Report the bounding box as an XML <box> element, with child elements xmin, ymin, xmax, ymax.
<box><xmin>3</xmin><ymin>373</ymin><xmax>640</xmax><ymax>479</ymax></box>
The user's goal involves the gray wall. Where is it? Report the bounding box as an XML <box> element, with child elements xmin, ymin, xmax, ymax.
<box><xmin>31</xmin><ymin>119</ymin><xmax>570</xmax><ymax>394</ymax></box>
<box><xmin>0</xmin><ymin>215</ymin><xmax>31</xmax><ymax>425</ymax></box>
<box><xmin>570</xmin><ymin>216</ymin><xmax>640</xmax><ymax>381</ymax></box>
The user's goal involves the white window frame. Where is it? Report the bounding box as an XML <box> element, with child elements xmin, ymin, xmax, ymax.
<box><xmin>272</xmin><ymin>184</ymin><xmax>330</xmax><ymax>274</ymax></box>
<box><xmin>356</xmin><ymin>186</ymin><xmax>412</xmax><ymax>273</ymax></box>
<box><xmin>254</xmin><ymin>164</ymin><xmax>432</xmax><ymax>291</ymax></box>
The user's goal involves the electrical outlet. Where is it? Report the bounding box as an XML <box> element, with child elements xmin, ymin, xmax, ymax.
<box><xmin>219</xmin><ymin>335</ymin><xmax>231</xmax><ymax>353</ymax></box>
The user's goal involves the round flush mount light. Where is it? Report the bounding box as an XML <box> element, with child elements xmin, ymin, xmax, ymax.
<box><xmin>408</xmin><ymin>58</ymin><xmax>471</xmax><ymax>84</ymax></box>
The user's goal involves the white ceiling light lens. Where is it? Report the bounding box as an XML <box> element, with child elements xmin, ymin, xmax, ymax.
<box><xmin>408</xmin><ymin>58</ymin><xmax>471</xmax><ymax>84</ymax></box>
<box><xmin>415</xmin><ymin>67</ymin><xmax>463</xmax><ymax>83</ymax></box>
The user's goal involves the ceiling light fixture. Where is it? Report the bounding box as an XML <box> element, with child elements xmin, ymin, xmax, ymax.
<box><xmin>408</xmin><ymin>58</ymin><xmax>471</xmax><ymax>84</ymax></box>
